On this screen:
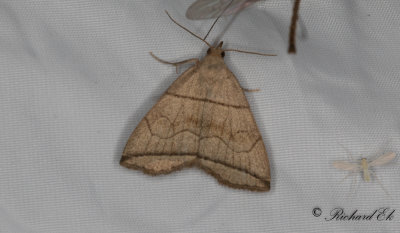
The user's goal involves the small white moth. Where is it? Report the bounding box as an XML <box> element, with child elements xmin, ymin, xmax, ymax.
<box><xmin>333</xmin><ymin>151</ymin><xmax>396</xmax><ymax>196</ymax></box>
<box><xmin>186</xmin><ymin>0</ymin><xmax>261</xmax><ymax>20</ymax></box>
<box><xmin>333</xmin><ymin>152</ymin><xmax>396</xmax><ymax>181</ymax></box>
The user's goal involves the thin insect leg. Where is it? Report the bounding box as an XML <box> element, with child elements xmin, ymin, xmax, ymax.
<box><xmin>370</xmin><ymin>170</ymin><xmax>392</xmax><ymax>199</ymax></box>
<box><xmin>150</xmin><ymin>52</ymin><xmax>199</xmax><ymax>73</ymax></box>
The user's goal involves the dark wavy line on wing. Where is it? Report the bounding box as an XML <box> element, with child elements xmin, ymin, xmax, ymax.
<box><xmin>144</xmin><ymin>117</ymin><xmax>260</xmax><ymax>153</ymax></box>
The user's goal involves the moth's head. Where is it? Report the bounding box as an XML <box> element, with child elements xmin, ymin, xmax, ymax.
<box><xmin>361</xmin><ymin>158</ymin><xmax>368</xmax><ymax>166</ymax></box>
<box><xmin>206</xmin><ymin>41</ymin><xmax>225</xmax><ymax>59</ymax></box>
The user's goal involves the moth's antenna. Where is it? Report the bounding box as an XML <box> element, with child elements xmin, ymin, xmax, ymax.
<box><xmin>203</xmin><ymin>0</ymin><xmax>234</xmax><ymax>41</ymax></box>
<box><xmin>223</xmin><ymin>48</ymin><xmax>276</xmax><ymax>56</ymax></box>
<box><xmin>165</xmin><ymin>10</ymin><xmax>211</xmax><ymax>48</ymax></box>
<box><xmin>288</xmin><ymin>0</ymin><xmax>301</xmax><ymax>53</ymax></box>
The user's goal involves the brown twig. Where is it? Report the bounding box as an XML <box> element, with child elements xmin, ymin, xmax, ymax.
<box><xmin>288</xmin><ymin>0</ymin><xmax>301</xmax><ymax>54</ymax></box>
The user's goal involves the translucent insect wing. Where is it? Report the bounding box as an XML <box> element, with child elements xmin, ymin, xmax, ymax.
<box><xmin>368</xmin><ymin>152</ymin><xmax>396</xmax><ymax>167</ymax></box>
<box><xmin>333</xmin><ymin>161</ymin><xmax>360</xmax><ymax>171</ymax></box>
<box><xmin>186</xmin><ymin>0</ymin><xmax>260</xmax><ymax>20</ymax></box>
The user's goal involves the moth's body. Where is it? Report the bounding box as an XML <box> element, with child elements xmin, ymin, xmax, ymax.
<box><xmin>121</xmin><ymin>42</ymin><xmax>271</xmax><ymax>191</ymax></box>
<box><xmin>360</xmin><ymin>158</ymin><xmax>370</xmax><ymax>182</ymax></box>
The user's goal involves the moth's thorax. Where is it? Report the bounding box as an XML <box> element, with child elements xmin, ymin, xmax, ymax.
<box><xmin>361</xmin><ymin>158</ymin><xmax>368</xmax><ymax>168</ymax></box>
<box><xmin>197</xmin><ymin>54</ymin><xmax>227</xmax><ymax>86</ymax></box>
<box><xmin>200</xmin><ymin>53</ymin><xmax>225</xmax><ymax>67</ymax></box>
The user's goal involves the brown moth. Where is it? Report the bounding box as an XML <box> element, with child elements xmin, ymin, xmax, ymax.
<box><xmin>120</xmin><ymin>8</ymin><xmax>274</xmax><ymax>191</ymax></box>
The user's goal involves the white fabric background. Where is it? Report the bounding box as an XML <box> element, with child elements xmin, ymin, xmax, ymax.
<box><xmin>1</xmin><ymin>1</ymin><xmax>399</xmax><ymax>232</ymax></box>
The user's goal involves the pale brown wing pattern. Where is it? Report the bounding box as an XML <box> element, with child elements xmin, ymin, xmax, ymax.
<box><xmin>197</xmin><ymin>101</ymin><xmax>270</xmax><ymax>190</ymax></box>
<box><xmin>121</xmin><ymin>61</ymin><xmax>270</xmax><ymax>191</ymax></box>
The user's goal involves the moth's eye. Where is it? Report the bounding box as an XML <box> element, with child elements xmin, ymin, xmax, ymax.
<box><xmin>207</xmin><ymin>48</ymin><xmax>211</xmax><ymax>54</ymax></box>
<box><xmin>221</xmin><ymin>51</ymin><xmax>225</xmax><ymax>57</ymax></box>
